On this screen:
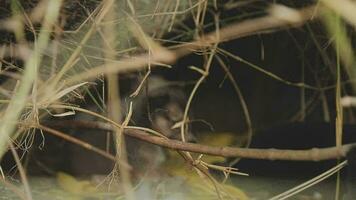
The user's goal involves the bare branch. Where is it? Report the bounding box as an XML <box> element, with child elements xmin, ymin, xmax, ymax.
<box><xmin>45</xmin><ymin>120</ymin><xmax>356</xmax><ymax>162</ymax></box>
<box><xmin>66</xmin><ymin>5</ymin><xmax>319</xmax><ymax>85</ymax></box>
<box><xmin>36</xmin><ymin>124</ymin><xmax>132</xmax><ymax>170</ymax></box>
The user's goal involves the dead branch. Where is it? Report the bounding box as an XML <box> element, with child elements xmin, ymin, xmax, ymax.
<box><xmin>173</xmin><ymin>5</ymin><xmax>318</xmax><ymax>58</ymax></box>
<box><xmin>66</xmin><ymin>5</ymin><xmax>318</xmax><ymax>85</ymax></box>
<box><xmin>36</xmin><ymin>124</ymin><xmax>132</xmax><ymax>170</ymax></box>
<box><xmin>45</xmin><ymin>120</ymin><xmax>356</xmax><ymax>162</ymax></box>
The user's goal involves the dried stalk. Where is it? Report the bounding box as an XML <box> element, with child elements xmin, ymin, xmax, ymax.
<box><xmin>0</xmin><ymin>0</ymin><xmax>63</xmax><ymax>161</ymax></box>
<box><xmin>102</xmin><ymin>1</ymin><xmax>135</xmax><ymax>199</ymax></box>
<box><xmin>8</xmin><ymin>142</ymin><xmax>32</xmax><ymax>200</ymax></box>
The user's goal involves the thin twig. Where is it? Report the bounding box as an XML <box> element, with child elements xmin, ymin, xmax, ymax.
<box><xmin>36</xmin><ymin>124</ymin><xmax>132</xmax><ymax>170</ymax></box>
<box><xmin>176</xmin><ymin>12</ymin><xmax>223</xmax><ymax>199</ymax></box>
<box><xmin>8</xmin><ymin>142</ymin><xmax>32</xmax><ymax>200</ymax></box>
<box><xmin>215</xmin><ymin>55</ymin><xmax>253</xmax><ymax>166</ymax></box>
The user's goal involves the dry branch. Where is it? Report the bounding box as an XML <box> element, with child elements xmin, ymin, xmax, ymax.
<box><xmin>67</xmin><ymin>5</ymin><xmax>318</xmax><ymax>85</ymax></box>
<box><xmin>173</xmin><ymin>5</ymin><xmax>318</xmax><ymax>58</ymax></box>
<box><xmin>36</xmin><ymin>124</ymin><xmax>132</xmax><ymax>170</ymax></box>
<box><xmin>45</xmin><ymin>120</ymin><xmax>356</xmax><ymax>162</ymax></box>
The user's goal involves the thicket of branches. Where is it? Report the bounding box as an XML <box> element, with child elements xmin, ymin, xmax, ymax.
<box><xmin>0</xmin><ymin>1</ymin><xmax>355</xmax><ymax>199</ymax></box>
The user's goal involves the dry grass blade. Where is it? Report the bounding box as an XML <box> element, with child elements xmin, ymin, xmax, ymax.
<box><xmin>50</xmin><ymin>0</ymin><xmax>115</xmax><ymax>87</ymax></box>
<box><xmin>63</xmin><ymin>5</ymin><xmax>317</xmax><ymax>87</ymax></box>
<box><xmin>8</xmin><ymin>142</ymin><xmax>32</xmax><ymax>200</ymax></box>
<box><xmin>0</xmin><ymin>0</ymin><xmax>63</xmax><ymax>159</ymax></box>
<box><xmin>0</xmin><ymin>1</ymin><xmax>352</xmax><ymax>199</ymax></box>
<box><xmin>102</xmin><ymin>1</ymin><xmax>135</xmax><ymax>199</ymax></box>
<box><xmin>48</xmin><ymin>104</ymin><xmax>167</xmax><ymax>138</ymax></box>
<box><xmin>269</xmin><ymin>161</ymin><xmax>347</xmax><ymax>200</ymax></box>
<box><xmin>217</xmin><ymin>48</ymin><xmax>322</xmax><ymax>90</ymax></box>
<box><xmin>39</xmin><ymin>82</ymin><xmax>88</xmax><ymax>107</ymax></box>
<box><xmin>113</xmin><ymin>101</ymin><xmax>135</xmax><ymax>200</ymax></box>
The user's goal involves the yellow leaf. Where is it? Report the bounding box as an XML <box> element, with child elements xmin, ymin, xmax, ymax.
<box><xmin>56</xmin><ymin>172</ymin><xmax>96</xmax><ymax>195</ymax></box>
<box><xmin>198</xmin><ymin>132</ymin><xmax>236</xmax><ymax>146</ymax></box>
<box><xmin>197</xmin><ymin>132</ymin><xmax>236</xmax><ymax>164</ymax></box>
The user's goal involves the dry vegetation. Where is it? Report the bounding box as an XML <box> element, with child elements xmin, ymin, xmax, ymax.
<box><xmin>0</xmin><ymin>0</ymin><xmax>355</xmax><ymax>199</ymax></box>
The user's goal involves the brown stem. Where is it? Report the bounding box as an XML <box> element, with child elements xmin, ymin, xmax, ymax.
<box><xmin>36</xmin><ymin>124</ymin><xmax>131</xmax><ymax>170</ymax></box>
<box><xmin>172</xmin><ymin>5</ymin><xmax>318</xmax><ymax>58</ymax></box>
<box><xmin>45</xmin><ymin>120</ymin><xmax>355</xmax><ymax>162</ymax></box>
<box><xmin>66</xmin><ymin>5</ymin><xmax>318</xmax><ymax>85</ymax></box>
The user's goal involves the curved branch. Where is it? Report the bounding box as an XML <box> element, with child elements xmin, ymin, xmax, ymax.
<box><xmin>66</xmin><ymin>5</ymin><xmax>318</xmax><ymax>85</ymax></box>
